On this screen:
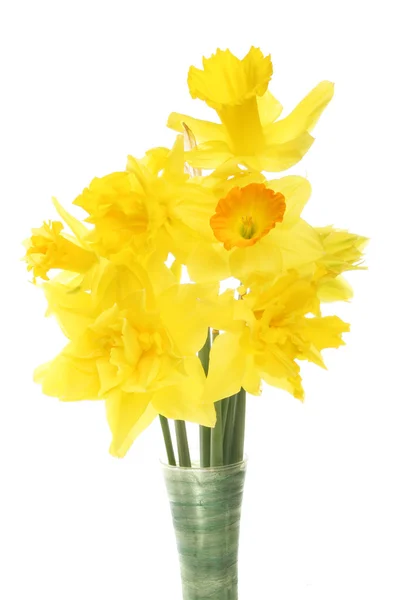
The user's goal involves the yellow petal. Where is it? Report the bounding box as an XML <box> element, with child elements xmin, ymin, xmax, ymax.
<box><xmin>186</xmin><ymin>242</ymin><xmax>230</xmax><ymax>283</ymax></box>
<box><xmin>207</xmin><ymin>166</ymin><xmax>266</xmax><ymax>199</ymax></box>
<box><xmin>229</xmin><ymin>237</ymin><xmax>283</xmax><ymax>283</ymax></box>
<box><xmin>254</xmin><ymin>132</ymin><xmax>315</xmax><ymax>172</ymax></box>
<box><xmin>167</xmin><ymin>112</ymin><xmax>227</xmax><ymax>143</ymax></box>
<box><xmin>185</xmin><ymin>141</ymin><xmax>232</xmax><ymax>170</ymax></box>
<box><xmin>268</xmin><ymin>176</ymin><xmax>312</xmax><ymax>226</ymax></box>
<box><xmin>317</xmin><ymin>276</ymin><xmax>354</xmax><ymax>302</ymax></box>
<box><xmin>163</xmin><ymin>135</ymin><xmax>185</xmax><ymax>179</ymax></box>
<box><xmin>271</xmin><ymin>220</ymin><xmax>324</xmax><ymax>270</ymax></box>
<box><xmin>262</xmin><ymin>369</ymin><xmax>304</xmax><ymax>401</ymax></box>
<box><xmin>42</xmin><ymin>281</ymin><xmax>94</xmax><ymax>340</ymax></box>
<box><xmin>106</xmin><ymin>391</ymin><xmax>156</xmax><ymax>458</ymax></box>
<box><xmin>203</xmin><ymin>332</ymin><xmax>246</xmax><ymax>403</ymax></box>
<box><xmin>152</xmin><ymin>357</ymin><xmax>216</xmax><ymax>427</ymax></box>
<box><xmin>198</xmin><ymin>289</ymin><xmax>244</xmax><ymax>333</ymax></box>
<box><xmin>257</xmin><ymin>90</ymin><xmax>283</xmax><ymax>127</ymax></box>
<box><xmin>171</xmin><ymin>183</ymin><xmax>217</xmax><ymax>241</ymax></box>
<box><xmin>263</xmin><ymin>81</ymin><xmax>334</xmax><ymax>144</ymax></box>
<box><xmin>97</xmin><ymin>358</ymin><xmax>121</xmax><ymax>396</ymax></box>
<box><xmin>52</xmin><ymin>197</ymin><xmax>91</xmax><ymax>246</ymax></box>
<box><xmin>302</xmin><ymin>316</ymin><xmax>350</xmax><ymax>350</ymax></box>
<box><xmin>242</xmin><ymin>354</ymin><xmax>262</xmax><ymax>396</ymax></box>
<box><xmin>159</xmin><ymin>283</ymin><xmax>218</xmax><ymax>355</ymax></box>
<box><xmin>256</xmin><ymin>346</ymin><xmax>304</xmax><ymax>400</ymax></box>
<box><xmin>139</xmin><ymin>147</ymin><xmax>169</xmax><ymax>174</ymax></box>
<box><xmin>34</xmin><ymin>352</ymin><xmax>100</xmax><ymax>400</ymax></box>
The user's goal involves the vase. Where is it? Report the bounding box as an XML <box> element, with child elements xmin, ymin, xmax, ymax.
<box><xmin>162</xmin><ymin>459</ymin><xmax>247</xmax><ymax>600</ymax></box>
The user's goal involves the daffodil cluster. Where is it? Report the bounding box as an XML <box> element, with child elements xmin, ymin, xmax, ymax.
<box><xmin>24</xmin><ymin>47</ymin><xmax>366</xmax><ymax>459</ymax></box>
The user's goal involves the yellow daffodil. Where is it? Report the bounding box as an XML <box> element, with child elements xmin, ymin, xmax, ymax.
<box><xmin>306</xmin><ymin>227</ymin><xmax>368</xmax><ymax>302</ymax></box>
<box><xmin>34</xmin><ymin>259</ymin><xmax>218</xmax><ymax>455</ymax></box>
<box><xmin>168</xmin><ymin>47</ymin><xmax>334</xmax><ymax>172</ymax></box>
<box><xmin>73</xmin><ymin>136</ymin><xmax>217</xmax><ymax>265</ymax></box>
<box><xmin>23</xmin><ymin>220</ymin><xmax>96</xmax><ymax>282</ymax></box>
<box><xmin>186</xmin><ymin>175</ymin><xmax>324</xmax><ymax>285</ymax></box>
<box><xmin>202</xmin><ymin>272</ymin><xmax>349</xmax><ymax>402</ymax></box>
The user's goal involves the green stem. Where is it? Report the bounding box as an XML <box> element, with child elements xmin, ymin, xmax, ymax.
<box><xmin>198</xmin><ymin>329</ymin><xmax>211</xmax><ymax>467</ymax></box>
<box><xmin>211</xmin><ymin>401</ymin><xmax>224</xmax><ymax>466</ymax></box>
<box><xmin>200</xmin><ymin>427</ymin><xmax>211</xmax><ymax>468</ymax></box>
<box><xmin>223</xmin><ymin>393</ymin><xmax>238</xmax><ymax>465</ymax></box>
<box><xmin>159</xmin><ymin>416</ymin><xmax>176</xmax><ymax>466</ymax></box>
<box><xmin>221</xmin><ymin>396</ymin><xmax>230</xmax><ymax>437</ymax></box>
<box><xmin>230</xmin><ymin>388</ymin><xmax>246</xmax><ymax>464</ymax></box>
<box><xmin>175</xmin><ymin>420</ymin><xmax>191</xmax><ymax>467</ymax></box>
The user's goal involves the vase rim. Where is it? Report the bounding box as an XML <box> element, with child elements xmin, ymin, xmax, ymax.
<box><xmin>160</xmin><ymin>455</ymin><xmax>248</xmax><ymax>472</ymax></box>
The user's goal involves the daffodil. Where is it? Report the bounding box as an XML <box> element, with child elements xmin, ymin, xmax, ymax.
<box><xmin>168</xmin><ymin>47</ymin><xmax>334</xmax><ymax>172</ymax></box>
<box><xmin>186</xmin><ymin>175</ymin><xmax>324</xmax><ymax>285</ymax></box>
<box><xmin>201</xmin><ymin>272</ymin><xmax>350</xmax><ymax>402</ymax></box>
<box><xmin>306</xmin><ymin>226</ymin><xmax>368</xmax><ymax>302</ymax></box>
<box><xmin>73</xmin><ymin>136</ymin><xmax>217</xmax><ymax>265</ymax></box>
<box><xmin>34</xmin><ymin>260</ymin><xmax>218</xmax><ymax>456</ymax></box>
<box><xmin>23</xmin><ymin>220</ymin><xmax>96</xmax><ymax>282</ymax></box>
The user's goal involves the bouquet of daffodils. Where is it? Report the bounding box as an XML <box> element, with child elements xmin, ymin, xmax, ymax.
<box><xmin>24</xmin><ymin>47</ymin><xmax>366</xmax><ymax>467</ymax></box>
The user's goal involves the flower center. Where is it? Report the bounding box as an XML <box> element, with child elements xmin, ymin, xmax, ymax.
<box><xmin>210</xmin><ymin>183</ymin><xmax>286</xmax><ymax>250</ymax></box>
<box><xmin>240</xmin><ymin>215</ymin><xmax>256</xmax><ymax>239</ymax></box>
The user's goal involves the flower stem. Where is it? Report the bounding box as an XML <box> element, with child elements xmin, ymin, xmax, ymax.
<box><xmin>230</xmin><ymin>388</ymin><xmax>246</xmax><ymax>464</ymax></box>
<box><xmin>198</xmin><ymin>329</ymin><xmax>211</xmax><ymax>467</ymax></box>
<box><xmin>221</xmin><ymin>396</ymin><xmax>230</xmax><ymax>436</ymax></box>
<box><xmin>211</xmin><ymin>400</ymin><xmax>224</xmax><ymax>466</ymax></box>
<box><xmin>200</xmin><ymin>427</ymin><xmax>211</xmax><ymax>468</ymax></box>
<box><xmin>159</xmin><ymin>416</ymin><xmax>176</xmax><ymax>466</ymax></box>
<box><xmin>223</xmin><ymin>393</ymin><xmax>238</xmax><ymax>465</ymax></box>
<box><xmin>175</xmin><ymin>420</ymin><xmax>191</xmax><ymax>467</ymax></box>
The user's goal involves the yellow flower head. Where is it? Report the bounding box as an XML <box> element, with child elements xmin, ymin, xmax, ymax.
<box><xmin>34</xmin><ymin>262</ymin><xmax>218</xmax><ymax>456</ymax></box>
<box><xmin>210</xmin><ymin>183</ymin><xmax>286</xmax><ymax>250</ymax></box>
<box><xmin>186</xmin><ymin>175</ymin><xmax>324</xmax><ymax>285</ymax></box>
<box><xmin>23</xmin><ymin>220</ymin><xmax>96</xmax><ymax>282</ymax></box>
<box><xmin>306</xmin><ymin>226</ymin><xmax>368</xmax><ymax>303</ymax></box>
<box><xmin>73</xmin><ymin>136</ymin><xmax>217</xmax><ymax>263</ymax></box>
<box><xmin>168</xmin><ymin>46</ymin><xmax>334</xmax><ymax>172</ymax></box>
<box><xmin>316</xmin><ymin>226</ymin><xmax>368</xmax><ymax>274</ymax></box>
<box><xmin>202</xmin><ymin>272</ymin><xmax>350</xmax><ymax>403</ymax></box>
<box><xmin>34</xmin><ymin>290</ymin><xmax>190</xmax><ymax>426</ymax></box>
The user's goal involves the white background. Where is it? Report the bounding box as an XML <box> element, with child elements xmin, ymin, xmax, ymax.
<box><xmin>1</xmin><ymin>1</ymin><xmax>399</xmax><ymax>598</ymax></box>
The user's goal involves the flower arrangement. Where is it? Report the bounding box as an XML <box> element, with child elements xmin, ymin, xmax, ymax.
<box><xmin>23</xmin><ymin>47</ymin><xmax>366</xmax><ymax>470</ymax></box>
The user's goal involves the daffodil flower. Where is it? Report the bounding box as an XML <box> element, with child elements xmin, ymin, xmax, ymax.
<box><xmin>201</xmin><ymin>272</ymin><xmax>350</xmax><ymax>403</ymax></box>
<box><xmin>73</xmin><ymin>136</ymin><xmax>217</xmax><ymax>265</ymax></box>
<box><xmin>34</xmin><ymin>261</ymin><xmax>218</xmax><ymax>456</ymax></box>
<box><xmin>186</xmin><ymin>175</ymin><xmax>324</xmax><ymax>285</ymax></box>
<box><xmin>23</xmin><ymin>220</ymin><xmax>96</xmax><ymax>282</ymax></box>
<box><xmin>168</xmin><ymin>47</ymin><xmax>334</xmax><ymax>173</ymax></box>
<box><xmin>313</xmin><ymin>227</ymin><xmax>368</xmax><ymax>302</ymax></box>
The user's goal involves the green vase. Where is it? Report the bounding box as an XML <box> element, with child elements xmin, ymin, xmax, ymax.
<box><xmin>162</xmin><ymin>460</ymin><xmax>247</xmax><ymax>600</ymax></box>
